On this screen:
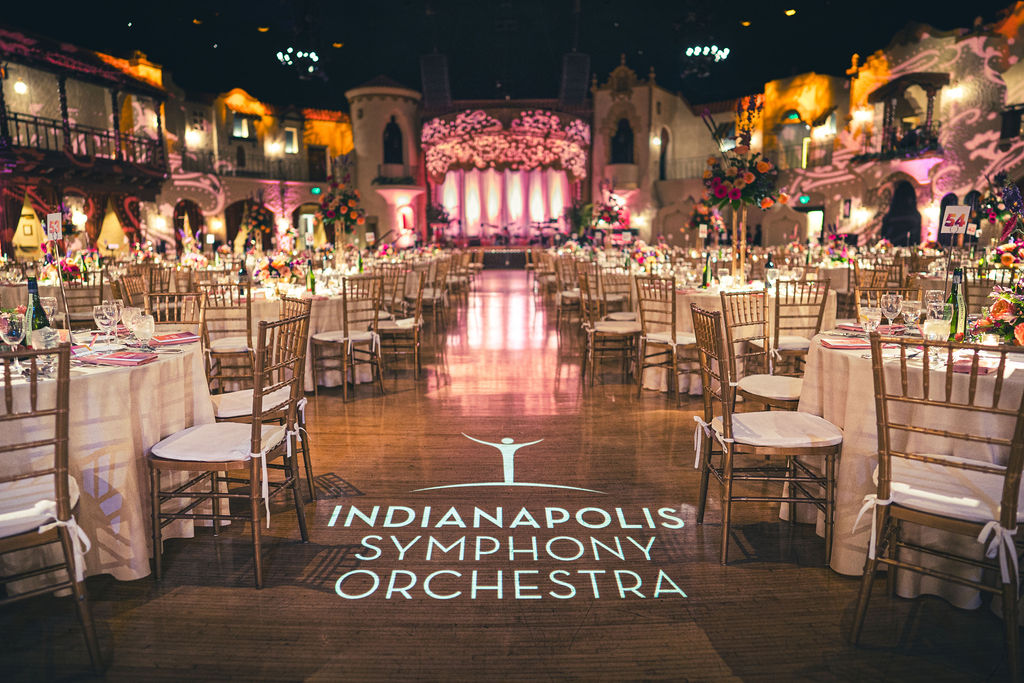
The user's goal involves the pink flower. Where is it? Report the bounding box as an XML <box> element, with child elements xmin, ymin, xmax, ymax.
<box><xmin>713</xmin><ymin>185</ymin><xmax>729</xmax><ymax>199</ymax></box>
<box><xmin>728</xmin><ymin>188</ymin><xmax>742</xmax><ymax>200</ymax></box>
<box><xmin>1015</xmin><ymin>322</ymin><xmax>1024</xmax><ymax>346</ymax></box>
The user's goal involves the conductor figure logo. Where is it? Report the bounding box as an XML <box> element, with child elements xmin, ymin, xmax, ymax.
<box><xmin>412</xmin><ymin>433</ymin><xmax>605</xmax><ymax>494</ymax></box>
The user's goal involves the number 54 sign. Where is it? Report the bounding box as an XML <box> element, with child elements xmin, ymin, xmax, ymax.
<box><xmin>940</xmin><ymin>205</ymin><xmax>970</xmax><ymax>235</ymax></box>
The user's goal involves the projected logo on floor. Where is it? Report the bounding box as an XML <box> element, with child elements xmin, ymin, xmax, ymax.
<box><xmin>326</xmin><ymin>432</ymin><xmax>688</xmax><ymax>602</ymax></box>
<box><xmin>411</xmin><ymin>434</ymin><xmax>605</xmax><ymax>494</ymax></box>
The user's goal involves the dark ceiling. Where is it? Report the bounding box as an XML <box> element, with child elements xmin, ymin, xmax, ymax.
<box><xmin>2</xmin><ymin>1</ymin><xmax>1016</xmax><ymax>109</ymax></box>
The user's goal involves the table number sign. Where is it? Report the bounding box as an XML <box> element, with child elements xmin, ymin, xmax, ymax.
<box><xmin>939</xmin><ymin>205</ymin><xmax>970</xmax><ymax>235</ymax></box>
<box><xmin>45</xmin><ymin>212</ymin><xmax>62</xmax><ymax>242</ymax></box>
<box><xmin>698</xmin><ymin>224</ymin><xmax>708</xmax><ymax>240</ymax></box>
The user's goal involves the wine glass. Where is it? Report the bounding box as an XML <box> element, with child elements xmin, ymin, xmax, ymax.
<box><xmin>104</xmin><ymin>299</ymin><xmax>124</xmax><ymax>340</ymax></box>
<box><xmin>765</xmin><ymin>267</ymin><xmax>779</xmax><ymax>290</ymax></box>
<box><xmin>790</xmin><ymin>266</ymin><xmax>804</xmax><ymax>282</ymax></box>
<box><xmin>880</xmin><ymin>293</ymin><xmax>903</xmax><ymax>330</ymax></box>
<box><xmin>923</xmin><ymin>303</ymin><xmax>953</xmax><ymax>363</ymax></box>
<box><xmin>135</xmin><ymin>314</ymin><xmax>155</xmax><ymax>350</ymax></box>
<box><xmin>924</xmin><ymin>289</ymin><xmax>944</xmax><ymax>309</ymax></box>
<box><xmin>0</xmin><ymin>312</ymin><xmax>26</xmax><ymax>370</ymax></box>
<box><xmin>92</xmin><ymin>305</ymin><xmax>115</xmax><ymax>346</ymax></box>
<box><xmin>901</xmin><ymin>299</ymin><xmax>921</xmax><ymax>329</ymax></box>
<box><xmin>860</xmin><ymin>306</ymin><xmax>882</xmax><ymax>334</ymax></box>
<box><xmin>122</xmin><ymin>306</ymin><xmax>142</xmax><ymax>341</ymax></box>
<box><xmin>716</xmin><ymin>267</ymin><xmax>729</xmax><ymax>286</ymax></box>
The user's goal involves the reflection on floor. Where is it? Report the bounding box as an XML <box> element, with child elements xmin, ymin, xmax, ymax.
<box><xmin>0</xmin><ymin>269</ymin><xmax>1013</xmax><ymax>681</ymax></box>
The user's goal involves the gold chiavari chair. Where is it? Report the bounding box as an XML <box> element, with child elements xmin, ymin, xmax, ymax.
<box><xmin>311</xmin><ymin>275</ymin><xmax>385</xmax><ymax>401</ymax></box>
<box><xmin>419</xmin><ymin>258</ymin><xmax>450</xmax><ymax>328</ymax></box>
<box><xmin>962</xmin><ymin>266</ymin><xmax>1015</xmax><ymax>316</ymax></box>
<box><xmin>720</xmin><ymin>289</ymin><xmax>801</xmax><ymax>410</ymax></box>
<box><xmin>60</xmin><ymin>279</ymin><xmax>105</xmax><ymax>331</ymax></box>
<box><xmin>766</xmin><ymin>279</ymin><xmax>831</xmax><ymax>376</ymax></box>
<box><xmin>553</xmin><ymin>256</ymin><xmax>580</xmax><ymax>329</ymax></box>
<box><xmin>0</xmin><ymin>344</ymin><xmax>101</xmax><ymax>670</ymax></box>
<box><xmin>534</xmin><ymin>252</ymin><xmax>557</xmax><ymax>295</ymax></box>
<box><xmin>635</xmin><ymin>275</ymin><xmax>698</xmax><ymax>403</ymax></box>
<box><xmin>148</xmin><ymin>264</ymin><xmax>174</xmax><ymax>294</ymax></box>
<box><xmin>691</xmin><ymin>305</ymin><xmax>843</xmax><ymax>565</ymax></box>
<box><xmin>198</xmin><ymin>281</ymin><xmax>254</xmax><ymax>394</ymax></box>
<box><xmin>578</xmin><ymin>271</ymin><xmax>640</xmax><ymax>386</ymax></box>
<box><xmin>377</xmin><ymin>262</ymin><xmax>408</xmax><ymax>318</ymax></box>
<box><xmin>601</xmin><ymin>269</ymin><xmax>636</xmax><ymax>320</ymax></box>
<box><xmin>112</xmin><ymin>273</ymin><xmax>147</xmax><ymax>307</ymax></box>
<box><xmin>380</xmin><ymin>270</ymin><xmax>426</xmax><ymax>376</ymax></box>
<box><xmin>149</xmin><ymin>315</ymin><xmax>310</xmax><ymax>588</ymax></box>
<box><xmin>144</xmin><ymin>292</ymin><xmax>205</xmax><ymax>333</ymax></box>
<box><xmin>850</xmin><ymin>334</ymin><xmax>1024</xmax><ymax>678</ymax></box>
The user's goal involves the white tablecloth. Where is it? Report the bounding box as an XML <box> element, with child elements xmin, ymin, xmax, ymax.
<box><xmin>798</xmin><ymin>336</ymin><xmax>1024</xmax><ymax>609</ymax></box>
<box><xmin>1</xmin><ymin>282</ymin><xmax>64</xmax><ymax>309</ymax></box>
<box><xmin>0</xmin><ymin>340</ymin><xmax>214</xmax><ymax>584</ymax></box>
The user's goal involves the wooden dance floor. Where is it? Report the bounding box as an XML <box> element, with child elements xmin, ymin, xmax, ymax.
<box><xmin>1</xmin><ymin>270</ymin><xmax>1013</xmax><ymax>680</ymax></box>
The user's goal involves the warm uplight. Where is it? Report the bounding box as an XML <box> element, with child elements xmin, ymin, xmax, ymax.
<box><xmin>852</xmin><ymin>107</ymin><xmax>873</xmax><ymax>123</ymax></box>
<box><xmin>784</xmin><ymin>9</ymin><xmax>796</xmax><ymax>16</ymax></box>
<box><xmin>152</xmin><ymin>216</ymin><xmax>167</xmax><ymax>232</ymax></box>
<box><xmin>740</xmin><ymin>20</ymin><xmax>751</xmax><ymax>27</ymax></box>
<box><xmin>210</xmin><ymin>218</ymin><xmax>224</xmax><ymax>232</ymax></box>
<box><xmin>184</xmin><ymin>129</ymin><xmax>202</xmax><ymax>147</ymax></box>
<box><xmin>946</xmin><ymin>84</ymin><xmax>964</xmax><ymax>100</ymax></box>
<box><xmin>651</xmin><ymin>135</ymin><xmax>661</xmax><ymax>146</ymax></box>
<box><xmin>71</xmin><ymin>211</ymin><xmax>87</xmax><ymax>228</ymax></box>
<box><xmin>13</xmin><ymin>80</ymin><xmax>27</xmax><ymax>95</ymax></box>
<box><xmin>257</xmin><ymin>26</ymin><xmax>269</xmax><ymax>33</ymax></box>
<box><xmin>267</xmin><ymin>141</ymin><xmax>283</xmax><ymax>156</ymax></box>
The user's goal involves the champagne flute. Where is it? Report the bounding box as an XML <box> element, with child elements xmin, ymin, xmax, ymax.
<box><xmin>92</xmin><ymin>305</ymin><xmax>114</xmax><ymax>347</ymax></box>
<box><xmin>104</xmin><ymin>299</ymin><xmax>124</xmax><ymax>341</ymax></box>
<box><xmin>0</xmin><ymin>312</ymin><xmax>26</xmax><ymax>371</ymax></box>
<box><xmin>135</xmin><ymin>314</ymin><xmax>155</xmax><ymax>350</ymax></box>
<box><xmin>880</xmin><ymin>293</ymin><xmax>902</xmax><ymax>330</ymax></box>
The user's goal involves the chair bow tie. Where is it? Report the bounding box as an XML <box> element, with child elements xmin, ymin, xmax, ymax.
<box><xmin>978</xmin><ymin>521</ymin><xmax>1019</xmax><ymax>585</ymax></box>
<box><xmin>37</xmin><ymin>503</ymin><xmax>92</xmax><ymax>582</ymax></box>
<box><xmin>692</xmin><ymin>415</ymin><xmax>733</xmax><ymax>469</ymax></box>
<box><xmin>853</xmin><ymin>494</ymin><xmax>892</xmax><ymax>560</ymax></box>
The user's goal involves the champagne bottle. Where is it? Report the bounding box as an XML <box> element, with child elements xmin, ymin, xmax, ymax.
<box><xmin>26</xmin><ymin>277</ymin><xmax>57</xmax><ymax>350</ymax></box>
<box><xmin>765</xmin><ymin>251</ymin><xmax>775</xmax><ymax>270</ymax></box>
<box><xmin>700</xmin><ymin>253</ymin><xmax>712</xmax><ymax>288</ymax></box>
<box><xmin>358</xmin><ymin>251</ymin><xmax>364</xmax><ymax>274</ymax></box>
<box><xmin>306</xmin><ymin>259</ymin><xmax>316</xmax><ymax>294</ymax></box>
<box><xmin>947</xmin><ymin>267</ymin><xmax>966</xmax><ymax>341</ymax></box>
<box><xmin>237</xmin><ymin>258</ymin><xmax>248</xmax><ymax>298</ymax></box>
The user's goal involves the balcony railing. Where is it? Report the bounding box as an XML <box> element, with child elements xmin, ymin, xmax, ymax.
<box><xmin>765</xmin><ymin>141</ymin><xmax>834</xmax><ymax>171</ymax></box>
<box><xmin>662</xmin><ymin>156</ymin><xmax>712</xmax><ymax>180</ymax></box>
<box><xmin>6</xmin><ymin>111</ymin><xmax>165</xmax><ymax>169</ymax></box>
<box><xmin>181</xmin><ymin>151</ymin><xmax>317</xmax><ymax>181</ymax></box>
<box><xmin>851</xmin><ymin>126</ymin><xmax>941</xmax><ymax>163</ymax></box>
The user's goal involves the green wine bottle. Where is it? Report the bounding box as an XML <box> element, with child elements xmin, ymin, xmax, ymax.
<box><xmin>306</xmin><ymin>259</ymin><xmax>316</xmax><ymax>294</ymax></box>
<box><xmin>947</xmin><ymin>268</ymin><xmax>966</xmax><ymax>341</ymax></box>
<box><xmin>700</xmin><ymin>253</ymin><xmax>712</xmax><ymax>288</ymax></box>
<box><xmin>26</xmin><ymin>277</ymin><xmax>57</xmax><ymax>349</ymax></box>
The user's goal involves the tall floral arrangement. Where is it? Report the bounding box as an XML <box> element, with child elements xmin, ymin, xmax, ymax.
<box><xmin>240</xmin><ymin>199</ymin><xmax>274</xmax><ymax>239</ymax></box>
<box><xmin>317</xmin><ymin>175</ymin><xmax>366</xmax><ymax>235</ymax></box>
<box><xmin>700</xmin><ymin>104</ymin><xmax>787</xmax><ymax>211</ymax></box>
<box><xmin>971</xmin><ymin>285</ymin><xmax>1024</xmax><ymax>344</ymax></box>
<box><xmin>686</xmin><ymin>199</ymin><xmax>726</xmax><ymax>237</ymax></box>
<box><xmin>593</xmin><ymin>200</ymin><xmax>626</xmax><ymax>227</ymax></box>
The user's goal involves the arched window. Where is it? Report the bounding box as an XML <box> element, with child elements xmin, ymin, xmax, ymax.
<box><xmin>937</xmin><ymin>192</ymin><xmax>958</xmax><ymax>246</ymax></box>
<box><xmin>383</xmin><ymin>116</ymin><xmax>404</xmax><ymax>165</ymax></box>
<box><xmin>610</xmin><ymin>119</ymin><xmax>634</xmax><ymax>164</ymax></box>
<box><xmin>658</xmin><ymin>127</ymin><xmax>670</xmax><ymax>181</ymax></box>
<box><xmin>880</xmin><ymin>181</ymin><xmax>922</xmax><ymax>246</ymax></box>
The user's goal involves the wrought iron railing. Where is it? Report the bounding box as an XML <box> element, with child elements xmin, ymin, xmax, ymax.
<box><xmin>6</xmin><ymin>111</ymin><xmax>165</xmax><ymax>169</ymax></box>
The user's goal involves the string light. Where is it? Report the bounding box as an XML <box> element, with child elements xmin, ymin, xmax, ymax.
<box><xmin>684</xmin><ymin>45</ymin><xmax>730</xmax><ymax>62</ymax></box>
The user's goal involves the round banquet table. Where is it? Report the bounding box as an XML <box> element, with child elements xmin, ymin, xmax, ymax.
<box><xmin>1</xmin><ymin>282</ymin><xmax>65</xmax><ymax>309</ymax></box>
<box><xmin>0</xmin><ymin>336</ymin><xmax>214</xmax><ymax>587</ymax></box>
<box><xmin>640</xmin><ymin>285</ymin><xmax>837</xmax><ymax>394</ymax></box>
<box><xmin>798</xmin><ymin>334</ymin><xmax>1024</xmax><ymax>609</ymax></box>
<box><xmin>814</xmin><ymin>264</ymin><xmax>852</xmax><ymax>293</ymax></box>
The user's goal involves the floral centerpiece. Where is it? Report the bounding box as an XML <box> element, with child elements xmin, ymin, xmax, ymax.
<box><xmin>629</xmin><ymin>240</ymin><xmax>667</xmax><ymax>271</ymax></box>
<box><xmin>994</xmin><ymin>239</ymin><xmax>1024</xmax><ymax>268</ymax></box>
<box><xmin>317</xmin><ymin>175</ymin><xmax>366</xmax><ymax>237</ymax></box>
<box><xmin>376</xmin><ymin>242</ymin><xmax>396</xmax><ymax>259</ymax></box>
<box><xmin>686</xmin><ymin>200</ymin><xmax>726</xmax><ymax>239</ymax></box>
<box><xmin>592</xmin><ymin>200</ymin><xmax>626</xmax><ymax>228</ymax></box>
<box><xmin>970</xmin><ymin>285</ymin><xmax>1024</xmax><ymax>344</ymax></box>
<box><xmin>253</xmin><ymin>252</ymin><xmax>306</xmax><ymax>284</ymax></box>
<box><xmin>874</xmin><ymin>237</ymin><xmax>893</xmax><ymax>252</ymax></box>
<box><xmin>240</xmin><ymin>200</ymin><xmax>275</xmax><ymax>242</ymax></box>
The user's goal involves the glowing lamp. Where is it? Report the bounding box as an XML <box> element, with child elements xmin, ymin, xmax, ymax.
<box><xmin>852</xmin><ymin>108</ymin><xmax>873</xmax><ymax>124</ymax></box>
<box><xmin>945</xmin><ymin>85</ymin><xmax>964</xmax><ymax>100</ymax></box>
<box><xmin>13</xmin><ymin>80</ymin><xmax>27</xmax><ymax>95</ymax></box>
<box><xmin>311</xmin><ymin>186</ymin><xmax>322</xmax><ymax>195</ymax></box>
<box><xmin>210</xmin><ymin>218</ymin><xmax>224</xmax><ymax>232</ymax></box>
<box><xmin>784</xmin><ymin>9</ymin><xmax>796</xmax><ymax>16</ymax></box>
<box><xmin>651</xmin><ymin>135</ymin><xmax>661</xmax><ymax>146</ymax></box>
<box><xmin>267</xmin><ymin>141</ymin><xmax>283</xmax><ymax>156</ymax></box>
<box><xmin>184</xmin><ymin>128</ymin><xmax>202</xmax><ymax>147</ymax></box>
<box><xmin>798</xmin><ymin>195</ymin><xmax>811</xmax><ymax>205</ymax></box>
<box><xmin>257</xmin><ymin>26</ymin><xmax>269</xmax><ymax>33</ymax></box>
<box><xmin>740</xmin><ymin>20</ymin><xmax>751</xmax><ymax>27</ymax></box>
<box><xmin>71</xmin><ymin>211</ymin><xmax>87</xmax><ymax>228</ymax></box>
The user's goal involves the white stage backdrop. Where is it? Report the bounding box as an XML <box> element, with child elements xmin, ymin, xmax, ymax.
<box><xmin>436</xmin><ymin>168</ymin><xmax>570</xmax><ymax>239</ymax></box>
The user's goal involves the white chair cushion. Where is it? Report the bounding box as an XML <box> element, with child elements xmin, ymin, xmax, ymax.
<box><xmin>749</xmin><ymin>336</ymin><xmax>811</xmax><ymax>352</ymax></box>
<box><xmin>211</xmin><ymin>386</ymin><xmax>292</xmax><ymax>418</ymax></box>
<box><xmin>605</xmin><ymin>311</ymin><xmax>637</xmax><ymax>322</ymax></box>
<box><xmin>605</xmin><ymin>293</ymin><xmax>628</xmax><ymax>303</ymax></box>
<box><xmin>378</xmin><ymin>309</ymin><xmax>394</xmax><ymax>320</ymax></box>
<box><xmin>312</xmin><ymin>330</ymin><xmax>375</xmax><ymax>343</ymax></box>
<box><xmin>646</xmin><ymin>330</ymin><xmax>697</xmax><ymax>347</ymax></box>
<box><xmin>0</xmin><ymin>475</ymin><xmax>80</xmax><ymax>539</ymax></box>
<box><xmin>737</xmin><ymin>374</ymin><xmax>803</xmax><ymax>401</ymax></box>
<box><xmin>151</xmin><ymin>423</ymin><xmax>286</xmax><ymax>463</ymax></box>
<box><xmin>560</xmin><ymin>289</ymin><xmax>580</xmax><ymax>300</ymax></box>
<box><xmin>379</xmin><ymin>317</ymin><xmax>419</xmax><ymax>331</ymax></box>
<box><xmin>209</xmin><ymin>335</ymin><xmax>251</xmax><ymax>353</ymax></box>
<box><xmin>422</xmin><ymin>287</ymin><xmax>445</xmax><ymax>300</ymax></box>
<box><xmin>877</xmin><ymin>454</ymin><xmax>1024</xmax><ymax>523</ymax></box>
<box><xmin>711</xmin><ymin>411</ymin><xmax>842</xmax><ymax>449</ymax></box>
<box><xmin>593</xmin><ymin>320</ymin><xmax>642</xmax><ymax>335</ymax></box>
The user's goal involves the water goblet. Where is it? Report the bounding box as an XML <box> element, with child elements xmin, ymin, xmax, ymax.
<box><xmin>790</xmin><ymin>266</ymin><xmax>804</xmax><ymax>282</ymax></box>
<box><xmin>860</xmin><ymin>306</ymin><xmax>882</xmax><ymax>334</ymax></box>
<box><xmin>923</xmin><ymin>303</ymin><xmax>953</xmax><ymax>363</ymax></box>
<box><xmin>901</xmin><ymin>300</ymin><xmax>921</xmax><ymax>329</ymax></box>
<box><xmin>924</xmin><ymin>289</ymin><xmax>943</xmax><ymax>309</ymax></box>
<box><xmin>135</xmin><ymin>314</ymin><xmax>155</xmax><ymax>350</ymax></box>
<box><xmin>0</xmin><ymin>312</ymin><xmax>26</xmax><ymax>372</ymax></box>
<box><xmin>765</xmin><ymin>267</ymin><xmax>779</xmax><ymax>290</ymax></box>
<box><xmin>104</xmin><ymin>299</ymin><xmax>124</xmax><ymax>340</ymax></box>
<box><xmin>716</xmin><ymin>268</ymin><xmax>729</xmax><ymax>286</ymax></box>
<box><xmin>122</xmin><ymin>306</ymin><xmax>142</xmax><ymax>341</ymax></box>
<box><xmin>880</xmin><ymin>293</ymin><xmax>902</xmax><ymax>330</ymax></box>
<box><xmin>92</xmin><ymin>305</ymin><xmax>115</xmax><ymax>346</ymax></box>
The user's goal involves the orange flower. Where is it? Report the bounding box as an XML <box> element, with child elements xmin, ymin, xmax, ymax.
<box><xmin>1015</xmin><ymin>322</ymin><xmax>1024</xmax><ymax>346</ymax></box>
<box><xmin>357</xmin><ymin>217</ymin><xmax>365</xmax><ymax>225</ymax></box>
<box><xmin>348</xmin><ymin>200</ymin><xmax>357</xmax><ymax>207</ymax></box>
<box><xmin>734</xmin><ymin>145</ymin><xmax>750</xmax><ymax>155</ymax></box>
<box><xmin>742</xmin><ymin>171</ymin><xmax>755</xmax><ymax>184</ymax></box>
<box><xmin>701</xmin><ymin>189</ymin><xmax>711</xmax><ymax>200</ymax></box>
<box><xmin>725</xmin><ymin>166</ymin><xmax>738</xmax><ymax>177</ymax></box>
<box><xmin>733</xmin><ymin>179</ymin><xmax>747</xmax><ymax>190</ymax></box>
<box><xmin>706</xmin><ymin>156</ymin><xmax>717</xmax><ymax>166</ymax></box>
<box><xmin>1002</xmin><ymin>252</ymin><xmax>1016</xmax><ymax>267</ymax></box>
<box><xmin>756</xmin><ymin>160</ymin><xmax>772</xmax><ymax>173</ymax></box>
<box><xmin>778</xmin><ymin>192</ymin><xmax>790</xmax><ymax>204</ymax></box>
<box><xmin>702</xmin><ymin>170</ymin><xmax>712</xmax><ymax>179</ymax></box>
<box><xmin>760</xmin><ymin>197</ymin><xmax>775</xmax><ymax>209</ymax></box>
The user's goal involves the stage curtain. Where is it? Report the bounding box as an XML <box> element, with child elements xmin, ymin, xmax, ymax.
<box><xmin>0</xmin><ymin>184</ymin><xmax>25</xmax><ymax>259</ymax></box>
